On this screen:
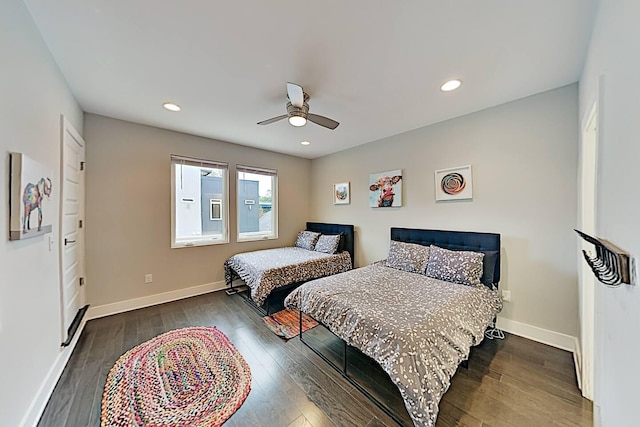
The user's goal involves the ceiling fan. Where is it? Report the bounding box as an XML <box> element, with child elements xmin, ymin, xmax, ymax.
<box><xmin>257</xmin><ymin>82</ymin><xmax>340</xmax><ymax>130</ymax></box>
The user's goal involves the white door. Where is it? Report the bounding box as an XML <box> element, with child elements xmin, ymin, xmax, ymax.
<box><xmin>59</xmin><ymin>116</ymin><xmax>86</xmax><ymax>345</ymax></box>
<box><xmin>579</xmin><ymin>101</ymin><xmax>598</xmax><ymax>399</ymax></box>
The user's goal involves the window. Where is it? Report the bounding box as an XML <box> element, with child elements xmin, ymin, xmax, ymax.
<box><xmin>171</xmin><ymin>155</ymin><xmax>229</xmax><ymax>247</ymax></box>
<box><xmin>210</xmin><ymin>199</ymin><xmax>222</xmax><ymax>221</ymax></box>
<box><xmin>236</xmin><ymin>165</ymin><xmax>277</xmax><ymax>241</ymax></box>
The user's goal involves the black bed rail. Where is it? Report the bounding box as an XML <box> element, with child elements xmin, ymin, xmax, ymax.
<box><xmin>298</xmin><ymin>309</ymin><xmax>411</xmax><ymax>427</ymax></box>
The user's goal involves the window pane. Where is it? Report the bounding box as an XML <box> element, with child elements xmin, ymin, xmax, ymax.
<box><xmin>210</xmin><ymin>199</ymin><xmax>222</xmax><ymax>220</ymax></box>
<box><xmin>172</xmin><ymin>159</ymin><xmax>228</xmax><ymax>247</ymax></box>
<box><xmin>237</xmin><ymin>168</ymin><xmax>277</xmax><ymax>241</ymax></box>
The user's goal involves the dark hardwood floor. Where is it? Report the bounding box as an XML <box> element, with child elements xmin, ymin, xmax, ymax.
<box><xmin>38</xmin><ymin>290</ymin><xmax>592</xmax><ymax>427</ymax></box>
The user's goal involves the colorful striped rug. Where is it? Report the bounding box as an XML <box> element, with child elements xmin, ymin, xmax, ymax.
<box><xmin>262</xmin><ymin>309</ymin><xmax>319</xmax><ymax>339</ymax></box>
<box><xmin>101</xmin><ymin>326</ymin><xmax>251</xmax><ymax>427</ymax></box>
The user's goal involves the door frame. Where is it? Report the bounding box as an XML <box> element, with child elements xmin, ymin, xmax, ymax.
<box><xmin>59</xmin><ymin>115</ymin><xmax>86</xmax><ymax>344</ymax></box>
<box><xmin>578</xmin><ymin>94</ymin><xmax>600</xmax><ymax>400</ymax></box>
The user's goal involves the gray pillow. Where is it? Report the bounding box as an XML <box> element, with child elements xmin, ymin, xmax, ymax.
<box><xmin>426</xmin><ymin>245</ymin><xmax>484</xmax><ymax>286</ymax></box>
<box><xmin>315</xmin><ymin>234</ymin><xmax>341</xmax><ymax>254</ymax></box>
<box><xmin>481</xmin><ymin>250</ymin><xmax>499</xmax><ymax>285</ymax></box>
<box><xmin>385</xmin><ymin>241</ymin><xmax>430</xmax><ymax>274</ymax></box>
<box><xmin>295</xmin><ymin>231</ymin><xmax>321</xmax><ymax>251</ymax></box>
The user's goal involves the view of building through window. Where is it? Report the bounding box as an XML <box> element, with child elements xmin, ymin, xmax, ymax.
<box><xmin>171</xmin><ymin>157</ymin><xmax>276</xmax><ymax>246</ymax></box>
<box><xmin>237</xmin><ymin>166</ymin><xmax>277</xmax><ymax>241</ymax></box>
<box><xmin>171</xmin><ymin>156</ymin><xmax>229</xmax><ymax>247</ymax></box>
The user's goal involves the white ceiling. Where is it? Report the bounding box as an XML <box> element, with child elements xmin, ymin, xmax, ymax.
<box><xmin>24</xmin><ymin>0</ymin><xmax>598</xmax><ymax>159</ymax></box>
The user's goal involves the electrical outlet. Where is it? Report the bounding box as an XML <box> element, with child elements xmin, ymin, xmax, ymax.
<box><xmin>502</xmin><ymin>290</ymin><xmax>511</xmax><ymax>302</ymax></box>
<box><xmin>144</xmin><ymin>274</ymin><xmax>153</xmax><ymax>284</ymax></box>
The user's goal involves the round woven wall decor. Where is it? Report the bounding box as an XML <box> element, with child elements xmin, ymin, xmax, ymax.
<box><xmin>101</xmin><ymin>326</ymin><xmax>251</xmax><ymax>427</ymax></box>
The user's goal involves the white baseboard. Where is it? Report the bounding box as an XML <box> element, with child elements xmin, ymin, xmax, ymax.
<box><xmin>496</xmin><ymin>316</ymin><xmax>578</xmax><ymax>353</ymax></box>
<box><xmin>20</xmin><ymin>320</ymin><xmax>87</xmax><ymax>427</ymax></box>
<box><xmin>86</xmin><ymin>281</ymin><xmax>227</xmax><ymax>320</ymax></box>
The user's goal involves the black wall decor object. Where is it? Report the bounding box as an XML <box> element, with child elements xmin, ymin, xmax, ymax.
<box><xmin>575</xmin><ymin>229</ymin><xmax>636</xmax><ymax>287</ymax></box>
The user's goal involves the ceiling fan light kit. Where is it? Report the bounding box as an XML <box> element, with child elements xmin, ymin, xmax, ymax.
<box><xmin>258</xmin><ymin>82</ymin><xmax>339</xmax><ymax>130</ymax></box>
<box><xmin>287</xmin><ymin>101</ymin><xmax>309</xmax><ymax>126</ymax></box>
<box><xmin>288</xmin><ymin>116</ymin><xmax>306</xmax><ymax>126</ymax></box>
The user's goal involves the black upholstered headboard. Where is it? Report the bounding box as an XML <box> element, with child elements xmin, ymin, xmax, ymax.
<box><xmin>306</xmin><ymin>222</ymin><xmax>355</xmax><ymax>268</ymax></box>
<box><xmin>390</xmin><ymin>227</ymin><xmax>501</xmax><ymax>287</ymax></box>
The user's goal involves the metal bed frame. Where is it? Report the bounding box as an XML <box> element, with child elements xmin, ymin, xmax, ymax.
<box><xmin>299</xmin><ymin>227</ymin><xmax>501</xmax><ymax>426</ymax></box>
<box><xmin>226</xmin><ymin>222</ymin><xmax>355</xmax><ymax>316</ymax></box>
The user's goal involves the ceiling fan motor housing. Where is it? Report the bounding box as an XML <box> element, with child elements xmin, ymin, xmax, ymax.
<box><xmin>287</xmin><ymin>101</ymin><xmax>309</xmax><ymax>121</ymax></box>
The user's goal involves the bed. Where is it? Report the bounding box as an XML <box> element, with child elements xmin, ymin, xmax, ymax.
<box><xmin>285</xmin><ymin>227</ymin><xmax>503</xmax><ymax>427</ymax></box>
<box><xmin>224</xmin><ymin>222</ymin><xmax>355</xmax><ymax>315</ymax></box>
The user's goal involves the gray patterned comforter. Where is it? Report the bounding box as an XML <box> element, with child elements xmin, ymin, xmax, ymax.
<box><xmin>284</xmin><ymin>263</ymin><xmax>502</xmax><ymax>427</ymax></box>
<box><xmin>224</xmin><ymin>247</ymin><xmax>352</xmax><ymax>306</ymax></box>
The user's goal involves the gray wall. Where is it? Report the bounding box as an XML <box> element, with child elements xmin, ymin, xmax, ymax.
<box><xmin>580</xmin><ymin>0</ymin><xmax>640</xmax><ymax>425</ymax></box>
<box><xmin>0</xmin><ymin>1</ymin><xmax>83</xmax><ymax>425</ymax></box>
<box><xmin>84</xmin><ymin>114</ymin><xmax>311</xmax><ymax>306</ymax></box>
<box><xmin>311</xmin><ymin>85</ymin><xmax>580</xmax><ymax>337</ymax></box>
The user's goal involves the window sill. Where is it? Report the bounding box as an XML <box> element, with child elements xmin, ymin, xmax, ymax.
<box><xmin>171</xmin><ymin>238</ymin><xmax>228</xmax><ymax>248</ymax></box>
<box><xmin>237</xmin><ymin>234</ymin><xmax>278</xmax><ymax>243</ymax></box>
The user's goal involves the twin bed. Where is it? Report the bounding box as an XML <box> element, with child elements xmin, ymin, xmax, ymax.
<box><xmin>224</xmin><ymin>224</ymin><xmax>502</xmax><ymax>427</ymax></box>
<box><xmin>224</xmin><ymin>222</ymin><xmax>355</xmax><ymax>314</ymax></box>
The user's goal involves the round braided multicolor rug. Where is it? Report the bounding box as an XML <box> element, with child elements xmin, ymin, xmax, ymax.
<box><xmin>101</xmin><ymin>326</ymin><xmax>251</xmax><ymax>427</ymax></box>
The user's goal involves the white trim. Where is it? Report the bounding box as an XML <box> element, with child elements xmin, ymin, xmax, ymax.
<box><xmin>19</xmin><ymin>320</ymin><xmax>87</xmax><ymax>427</ymax></box>
<box><xmin>594</xmin><ymin>404</ymin><xmax>602</xmax><ymax>427</ymax></box>
<box><xmin>573</xmin><ymin>336</ymin><xmax>582</xmax><ymax>391</ymax></box>
<box><xmin>86</xmin><ymin>281</ymin><xmax>227</xmax><ymax>320</ymax></box>
<box><xmin>496</xmin><ymin>316</ymin><xmax>577</xmax><ymax>353</ymax></box>
<box><xmin>577</xmin><ymin>94</ymin><xmax>599</xmax><ymax>401</ymax></box>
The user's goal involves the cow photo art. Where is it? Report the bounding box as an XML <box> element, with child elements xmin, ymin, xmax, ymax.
<box><xmin>369</xmin><ymin>169</ymin><xmax>402</xmax><ymax>207</ymax></box>
<box><xmin>435</xmin><ymin>165</ymin><xmax>473</xmax><ymax>201</ymax></box>
<box><xmin>9</xmin><ymin>153</ymin><xmax>54</xmax><ymax>240</ymax></box>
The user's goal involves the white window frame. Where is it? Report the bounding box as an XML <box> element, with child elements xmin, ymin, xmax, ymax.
<box><xmin>210</xmin><ymin>199</ymin><xmax>222</xmax><ymax>221</ymax></box>
<box><xmin>171</xmin><ymin>155</ymin><xmax>229</xmax><ymax>248</ymax></box>
<box><xmin>236</xmin><ymin>164</ymin><xmax>278</xmax><ymax>242</ymax></box>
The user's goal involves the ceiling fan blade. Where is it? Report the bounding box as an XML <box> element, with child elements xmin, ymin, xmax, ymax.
<box><xmin>287</xmin><ymin>82</ymin><xmax>304</xmax><ymax>108</ymax></box>
<box><xmin>257</xmin><ymin>114</ymin><xmax>288</xmax><ymax>125</ymax></box>
<box><xmin>307</xmin><ymin>113</ymin><xmax>340</xmax><ymax>130</ymax></box>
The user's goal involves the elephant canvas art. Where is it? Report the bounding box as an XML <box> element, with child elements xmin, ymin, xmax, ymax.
<box><xmin>10</xmin><ymin>153</ymin><xmax>54</xmax><ymax>240</ymax></box>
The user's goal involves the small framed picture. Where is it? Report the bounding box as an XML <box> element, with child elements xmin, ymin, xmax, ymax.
<box><xmin>435</xmin><ymin>165</ymin><xmax>473</xmax><ymax>201</ymax></box>
<box><xmin>333</xmin><ymin>182</ymin><xmax>350</xmax><ymax>204</ymax></box>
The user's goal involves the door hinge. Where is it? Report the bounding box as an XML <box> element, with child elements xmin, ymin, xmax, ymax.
<box><xmin>79</xmin><ymin>219</ymin><xmax>83</xmax><ymax>229</ymax></box>
<box><xmin>79</xmin><ymin>277</ymin><xmax>85</xmax><ymax>286</ymax></box>
<box><xmin>80</xmin><ymin>161</ymin><xmax>85</xmax><ymax>171</ymax></box>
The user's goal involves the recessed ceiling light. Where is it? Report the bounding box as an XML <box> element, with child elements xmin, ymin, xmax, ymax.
<box><xmin>163</xmin><ymin>102</ymin><xmax>181</xmax><ymax>112</ymax></box>
<box><xmin>440</xmin><ymin>80</ymin><xmax>462</xmax><ymax>92</ymax></box>
<box><xmin>300</xmin><ymin>141</ymin><xmax>311</xmax><ymax>146</ymax></box>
